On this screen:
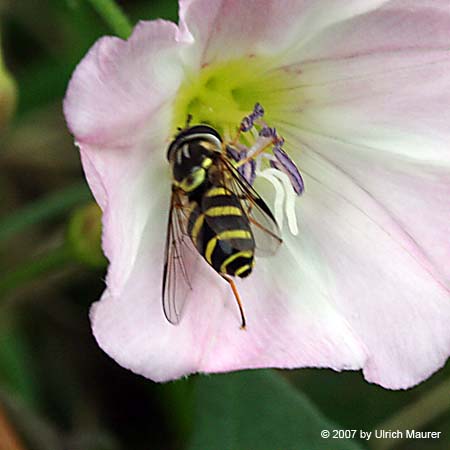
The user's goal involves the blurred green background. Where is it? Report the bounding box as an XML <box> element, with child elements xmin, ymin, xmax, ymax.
<box><xmin>0</xmin><ymin>1</ymin><xmax>449</xmax><ymax>449</ymax></box>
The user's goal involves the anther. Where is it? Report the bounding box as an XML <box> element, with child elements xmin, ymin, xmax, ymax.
<box><xmin>231</xmin><ymin>103</ymin><xmax>304</xmax><ymax>234</ymax></box>
<box><xmin>240</xmin><ymin>158</ymin><xmax>256</xmax><ymax>186</ymax></box>
<box><xmin>226</xmin><ymin>145</ymin><xmax>241</xmax><ymax>161</ymax></box>
<box><xmin>240</xmin><ymin>116</ymin><xmax>253</xmax><ymax>132</ymax></box>
<box><xmin>274</xmin><ymin>136</ymin><xmax>285</xmax><ymax>148</ymax></box>
<box><xmin>259</xmin><ymin>126</ymin><xmax>277</xmax><ymax>138</ymax></box>
<box><xmin>240</xmin><ymin>103</ymin><xmax>265</xmax><ymax>132</ymax></box>
<box><xmin>253</xmin><ymin>103</ymin><xmax>264</xmax><ymax>117</ymax></box>
<box><xmin>259</xmin><ymin>126</ymin><xmax>285</xmax><ymax>149</ymax></box>
<box><xmin>271</xmin><ymin>146</ymin><xmax>304</xmax><ymax>195</ymax></box>
<box><xmin>226</xmin><ymin>145</ymin><xmax>256</xmax><ymax>185</ymax></box>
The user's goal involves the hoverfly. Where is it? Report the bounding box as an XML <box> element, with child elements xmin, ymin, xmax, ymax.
<box><xmin>162</xmin><ymin>120</ymin><xmax>283</xmax><ymax>328</ymax></box>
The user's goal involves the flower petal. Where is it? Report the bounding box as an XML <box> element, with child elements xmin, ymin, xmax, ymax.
<box><xmin>64</xmin><ymin>19</ymin><xmax>192</xmax><ymax>292</ymax></box>
<box><xmin>282</xmin><ymin>132</ymin><xmax>450</xmax><ymax>388</ymax></box>
<box><xmin>279</xmin><ymin>1</ymin><xmax>450</xmax><ymax>166</ymax></box>
<box><xmin>91</xmin><ymin>202</ymin><xmax>368</xmax><ymax>381</ymax></box>
<box><xmin>292</xmin><ymin>51</ymin><xmax>450</xmax><ymax>166</ymax></box>
<box><xmin>179</xmin><ymin>0</ymin><xmax>390</xmax><ymax>66</ymax></box>
<box><xmin>91</xmin><ymin>128</ymin><xmax>450</xmax><ymax>388</ymax></box>
<box><xmin>296</xmin><ymin>0</ymin><xmax>450</xmax><ymax>62</ymax></box>
<box><xmin>68</xmin><ymin>0</ymin><xmax>450</xmax><ymax>389</ymax></box>
<box><xmin>78</xmin><ymin>102</ymin><xmax>174</xmax><ymax>294</ymax></box>
<box><xmin>64</xmin><ymin>20</ymin><xmax>188</xmax><ymax>146</ymax></box>
<box><xmin>292</xmin><ymin>129</ymin><xmax>450</xmax><ymax>286</ymax></box>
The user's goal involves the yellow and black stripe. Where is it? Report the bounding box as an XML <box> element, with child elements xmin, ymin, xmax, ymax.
<box><xmin>187</xmin><ymin>186</ymin><xmax>255</xmax><ymax>278</ymax></box>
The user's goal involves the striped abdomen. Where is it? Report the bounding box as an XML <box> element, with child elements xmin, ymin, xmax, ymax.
<box><xmin>187</xmin><ymin>186</ymin><xmax>255</xmax><ymax>278</ymax></box>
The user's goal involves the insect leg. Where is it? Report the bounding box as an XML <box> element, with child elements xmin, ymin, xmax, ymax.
<box><xmin>221</xmin><ymin>274</ymin><xmax>247</xmax><ymax>330</ymax></box>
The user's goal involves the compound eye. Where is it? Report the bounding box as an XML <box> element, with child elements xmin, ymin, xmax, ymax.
<box><xmin>181</xmin><ymin>168</ymin><xmax>205</xmax><ymax>192</ymax></box>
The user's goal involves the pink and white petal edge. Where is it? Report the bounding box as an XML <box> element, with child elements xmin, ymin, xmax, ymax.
<box><xmin>179</xmin><ymin>0</ymin><xmax>391</xmax><ymax>66</ymax></box>
<box><xmin>64</xmin><ymin>19</ymin><xmax>189</xmax><ymax>147</ymax></box>
<box><xmin>282</xmin><ymin>130</ymin><xmax>450</xmax><ymax>389</ymax></box>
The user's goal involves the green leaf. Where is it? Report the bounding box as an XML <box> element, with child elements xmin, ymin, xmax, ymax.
<box><xmin>86</xmin><ymin>0</ymin><xmax>133</xmax><ymax>39</ymax></box>
<box><xmin>129</xmin><ymin>0</ymin><xmax>178</xmax><ymax>22</ymax></box>
<box><xmin>0</xmin><ymin>317</ymin><xmax>38</xmax><ymax>408</ymax></box>
<box><xmin>188</xmin><ymin>370</ymin><xmax>365</xmax><ymax>450</ymax></box>
<box><xmin>0</xmin><ymin>244</ymin><xmax>73</xmax><ymax>300</ymax></box>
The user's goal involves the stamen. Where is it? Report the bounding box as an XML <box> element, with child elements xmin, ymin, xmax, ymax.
<box><xmin>242</xmin><ymin>159</ymin><xmax>256</xmax><ymax>186</ymax></box>
<box><xmin>226</xmin><ymin>145</ymin><xmax>241</xmax><ymax>161</ymax></box>
<box><xmin>243</xmin><ymin>136</ymin><xmax>273</xmax><ymax>161</ymax></box>
<box><xmin>240</xmin><ymin>103</ymin><xmax>265</xmax><ymax>131</ymax></box>
<box><xmin>226</xmin><ymin>145</ymin><xmax>256</xmax><ymax>185</ymax></box>
<box><xmin>259</xmin><ymin>126</ymin><xmax>284</xmax><ymax>149</ymax></box>
<box><xmin>257</xmin><ymin>124</ymin><xmax>303</xmax><ymax>195</ymax></box>
<box><xmin>270</xmin><ymin>147</ymin><xmax>304</xmax><ymax>195</ymax></box>
<box><xmin>259</xmin><ymin>126</ymin><xmax>277</xmax><ymax>139</ymax></box>
<box><xmin>226</xmin><ymin>103</ymin><xmax>303</xmax><ymax>237</ymax></box>
<box><xmin>250</xmin><ymin>127</ymin><xmax>259</xmax><ymax>142</ymax></box>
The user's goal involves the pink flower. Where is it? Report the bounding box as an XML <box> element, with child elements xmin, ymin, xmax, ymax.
<box><xmin>64</xmin><ymin>0</ymin><xmax>450</xmax><ymax>389</ymax></box>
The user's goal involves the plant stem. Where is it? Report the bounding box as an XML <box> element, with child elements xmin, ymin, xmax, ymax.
<box><xmin>0</xmin><ymin>183</ymin><xmax>91</xmax><ymax>245</ymax></box>
<box><xmin>86</xmin><ymin>0</ymin><xmax>133</xmax><ymax>39</ymax></box>
<box><xmin>369</xmin><ymin>376</ymin><xmax>450</xmax><ymax>450</ymax></box>
<box><xmin>0</xmin><ymin>245</ymin><xmax>74</xmax><ymax>300</ymax></box>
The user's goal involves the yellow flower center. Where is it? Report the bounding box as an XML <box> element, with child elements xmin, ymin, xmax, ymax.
<box><xmin>171</xmin><ymin>56</ymin><xmax>304</xmax><ymax>237</ymax></box>
<box><xmin>172</xmin><ymin>56</ymin><xmax>300</xmax><ymax>136</ymax></box>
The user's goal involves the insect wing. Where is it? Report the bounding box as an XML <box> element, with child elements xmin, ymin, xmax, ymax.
<box><xmin>217</xmin><ymin>157</ymin><xmax>282</xmax><ymax>255</ymax></box>
<box><xmin>162</xmin><ymin>191</ymin><xmax>199</xmax><ymax>324</ymax></box>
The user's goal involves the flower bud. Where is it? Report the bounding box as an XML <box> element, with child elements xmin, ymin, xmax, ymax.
<box><xmin>67</xmin><ymin>202</ymin><xmax>107</xmax><ymax>269</ymax></box>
